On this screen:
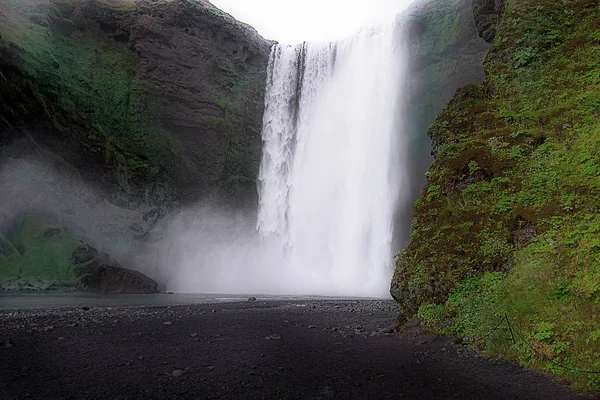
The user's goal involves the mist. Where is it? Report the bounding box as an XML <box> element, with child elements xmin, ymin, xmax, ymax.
<box><xmin>0</xmin><ymin>152</ymin><xmax>153</xmax><ymax>258</ymax></box>
<box><xmin>1</xmin><ymin>3</ymin><xmax>410</xmax><ymax>300</ymax></box>
<box><xmin>209</xmin><ymin>0</ymin><xmax>413</xmax><ymax>43</ymax></box>
<box><xmin>151</xmin><ymin>206</ymin><xmax>367</xmax><ymax>296</ymax></box>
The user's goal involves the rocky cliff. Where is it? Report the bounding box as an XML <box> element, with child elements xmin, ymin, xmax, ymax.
<box><xmin>0</xmin><ymin>0</ymin><xmax>272</xmax><ymax>291</ymax></box>
<box><xmin>0</xmin><ymin>0</ymin><xmax>272</xmax><ymax>211</ymax></box>
<box><xmin>394</xmin><ymin>0</ymin><xmax>490</xmax><ymax>247</ymax></box>
<box><xmin>392</xmin><ymin>0</ymin><xmax>600</xmax><ymax>393</ymax></box>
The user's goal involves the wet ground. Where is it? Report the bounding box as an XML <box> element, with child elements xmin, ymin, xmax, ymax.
<box><xmin>0</xmin><ymin>295</ymin><xmax>595</xmax><ymax>399</ymax></box>
<box><xmin>0</xmin><ymin>292</ymin><xmax>324</xmax><ymax>311</ymax></box>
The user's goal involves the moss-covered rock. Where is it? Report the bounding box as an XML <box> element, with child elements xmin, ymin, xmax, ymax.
<box><xmin>392</xmin><ymin>0</ymin><xmax>600</xmax><ymax>393</ymax></box>
<box><xmin>0</xmin><ymin>216</ymin><xmax>84</xmax><ymax>288</ymax></box>
<box><xmin>0</xmin><ymin>232</ymin><xmax>19</xmax><ymax>259</ymax></box>
<box><xmin>0</xmin><ymin>214</ymin><xmax>158</xmax><ymax>293</ymax></box>
<box><xmin>394</xmin><ymin>0</ymin><xmax>490</xmax><ymax>246</ymax></box>
<box><xmin>10</xmin><ymin>216</ymin><xmax>69</xmax><ymax>252</ymax></box>
<box><xmin>0</xmin><ymin>0</ymin><xmax>272</xmax><ymax>209</ymax></box>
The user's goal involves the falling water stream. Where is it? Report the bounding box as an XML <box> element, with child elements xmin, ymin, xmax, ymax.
<box><xmin>257</xmin><ymin>24</ymin><xmax>406</xmax><ymax>297</ymax></box>
<box><xmin>161</xmin><ymin>22</ymin><xmax>407</xmax><ymax>298</ymax></box>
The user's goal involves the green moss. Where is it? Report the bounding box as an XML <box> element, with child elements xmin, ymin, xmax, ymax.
<box><xmin>393</xmin><ymin>0</ymin><xmax>600</xmax><ymax>393</ymax></box>
<box><xmin>10</xmin><ymin>215</ymin><xmax>66</xmax><ymax>251</ymax></box>
<box><xmin>0</xmin><ymin>216</ymin><xmax>85</xmax><ymax>289</ymax></box>
<box><xmin>2</xmin><ymin>0</ymin><xmax>178</xmax><ymax>190</ymax></box>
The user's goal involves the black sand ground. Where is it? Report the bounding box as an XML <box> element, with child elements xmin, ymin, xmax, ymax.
<box><xmin>0</xmin><ymin>299</ymin><xmax>595</xmax><ymax>399</ymax></box>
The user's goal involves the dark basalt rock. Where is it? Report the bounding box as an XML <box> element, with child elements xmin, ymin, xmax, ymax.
<box><xmin>0</xmin><ymin>0</ymin><xmax>273</xmax><ymax>210</ymax></box>
<box><xmin>76</xmin><ymin>261</ymin><xmax>159</xmax><ymax>294</ymax></box>
<box><xmin>71</xmin><ymin>246</ymin><xmax>100</xmax><ymax>265</ymax></box>
<box><xmin>472</xmin><ymin>0</ymin><xmax>505</xmax><ymax>43</ymax></box>
<box><xmin>72</xmin><ymin>244</ymin><xmax>159</xmax><ymax>294</ymax></box>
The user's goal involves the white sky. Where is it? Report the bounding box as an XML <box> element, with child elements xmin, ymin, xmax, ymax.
<box><xmin>209</xmin><ymin>0</ymin><xmax>414</xmax><ymax>44</ymax></box>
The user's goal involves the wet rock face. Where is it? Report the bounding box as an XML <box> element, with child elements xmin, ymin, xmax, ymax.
<box><xmin>392</xmin><ymin>0</ymin><xmax>490</xmax><ymax>250</ymax></box>
<box><xmin>124</xmin><ymin>0</ymin><xmax>273</xmax><ymax>206</ymax></box>
<box><xmin>76</xmin><ymin>263</ymin><xmax>159</xmax><ymax>294</ymax></box>
<box><xmin>0</xmin><ymin>215</ymin><xmax>158</xmax><ymax>293</ymax></box>
<box><xmin>0</xmin><ymin>0</ymin><xmax>272</xmax><ymax>210</ymax></box>
<box><xmin>472</xmin><ymin>0</ymin><xmax>505</xmax><ymax>43</ymax></box>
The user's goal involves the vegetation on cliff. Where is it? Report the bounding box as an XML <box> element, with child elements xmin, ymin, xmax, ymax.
<box><xmin>392</xmin><ymin>0</ymin><xmax>600</xmax><ymax>392</ymax></box>
<box><xmin>0</xmin><ymin>0</ymin><xmax>271</xmax><ymax>206</ymax></box>
<box><xmin>396</xmin><ymin>0</ymin><xmax>489</xmax><ymax>247</ymax></box>
<box><xmin>0</xmin><ymin>0</ymin><xmax>271</xmax><ymax>290</ymax></box>
<box><xmin>0</xmin><ymin>215</ymin><xmax>158</xmax><ymax>293</ymax></box>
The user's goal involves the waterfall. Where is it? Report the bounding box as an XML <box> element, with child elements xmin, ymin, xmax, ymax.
<box><xmin>257</xmin><ymin>24</ymin><xmax>406</xmax><ymax>297</ymax></box>
<box><xmin>160</xmin><ymin>22</ymin><xmax>407</xmax><ymax>298</ymax></box>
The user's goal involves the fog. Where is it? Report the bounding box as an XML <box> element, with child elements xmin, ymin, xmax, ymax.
<box><xmin>1</xmin><ymin>1</ymin><xmax>413</xmax><ymax>299</ymax></box>
<box><xmin>152</xmin><ymin>207</ymin><xmax>354</xmax><ymax>296</ymax></box>
<box><xmin>0</xmin><ymin>154</ymin><xmax>152</xmax><ymax>257</ymax></box>
<box><xmin>209</xmin><ymin>0</ymin><xmax>413</xmax><ymax>43</ymax></box>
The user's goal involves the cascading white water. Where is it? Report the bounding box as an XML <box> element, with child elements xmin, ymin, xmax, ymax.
<box><xmin>160</xmin><ymin>22</ymin><xmax>407</xmax><ymax>298</ymax></box>
<box><xmin>257</xmin><ymin>24</ymin><xmax>406</xmax><ymax>297</ymax></box>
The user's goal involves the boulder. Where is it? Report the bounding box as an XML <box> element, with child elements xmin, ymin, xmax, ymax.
<box><xmin>76</xmin><ymin>262</ymin><xmax>159</xmax><ymax>294</ymax></box>
<box><xmin>0</xmin><ymin>214</ymin><xmax>159</xmax><ymax>293</ymax></box>
<box><xmin>72</xmin><ymin>244</ymin><xmax>159</xmax><ymax>294</ymax></box>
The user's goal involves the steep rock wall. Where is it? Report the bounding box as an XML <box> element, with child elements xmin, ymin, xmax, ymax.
<box><xmin>472</xmin><ymin>0</ymin><xmax>505</xmax><ymax>43</ymax></box>
<box><xmin>392</xmin><ymin>0</ymin><xmax>600</xmax><ymax>392</ymax></box>
<box><xmin>0</xmin><ymin>0</ymin><xmax>272</xmax><ymax>213</ymax></box>
<box><xmin>0</xmin><ymin>0</ymin><xmax>272</xmax><ymax>287</ymax></box>
<box><xmin>393</xmin><ymin>0</ymin><xmax>490</xmax><ymax>248</ymax></box>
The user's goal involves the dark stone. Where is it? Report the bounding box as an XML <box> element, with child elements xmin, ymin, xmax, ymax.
<box><xmin>43</xmin><ymin>227</ymin><xmax>62</xmax><ymax>239</ymax></box>
<box><xmin>76</xmin><ymin>262</ymin><xmax>159</xmax><ymax>294</ymax></box>
<box><xmin>248</xmin><ymin>297</ymin><xmax>257</xmax><ymax>302</ymax></box>
<box><xmin>472</xmin><ymin>0</ymin><xmax>505</xmax><ymax>43</ymax></box>
<box><xmin>71</xmin><ymin>246</ymin><xmax>100</xmax><ymax>264</ymax></box>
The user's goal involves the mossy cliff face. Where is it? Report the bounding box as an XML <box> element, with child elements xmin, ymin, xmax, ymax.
<box><xmin>473</xmin><ymin>0</ymin><xmax>505</xmax><ymax>42</ymax></box>
<box><xmin>392</xmin><ymin>0</ymin><xmax>600</xmax><ymax>392</ymax></box>
<box><xmin>0</xmin><ymin>215</ymin><xmax>158</xmax><ymax>293</ymax></box>
<box><xmin>394</xmin><ymin>0</ymin><xmax>490</xmax><ymax>247</ymax></box>
<box><xmin>0</xmin><ymin>0</ymin><xmax>272</xmax><ymax>209</ymax></box>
